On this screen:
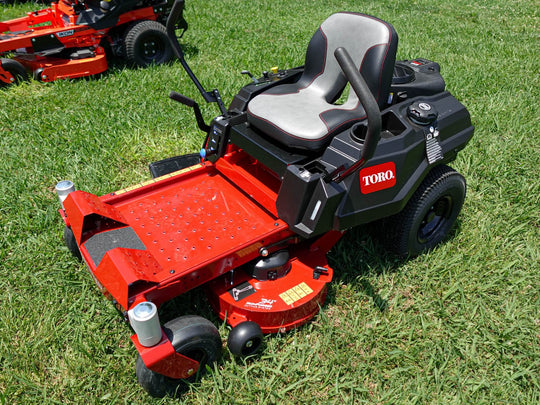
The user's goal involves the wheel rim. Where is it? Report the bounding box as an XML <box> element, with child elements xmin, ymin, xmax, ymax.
<box><xmin>242</xmin><ymin>336</ymin><xmax>262</xmax><ymax>356</ymax></box>
<box><xmin>417</xmin><ymin>195</ymin><xmax>453</xmax><ymax>244</ymax></box>
<box><xmin>0</xmin><ymin>70</ymin><xmax>14</xmax><ymax>86</ymax></box>
<box><xmin>138</xmin><ymin>34</ymin><xmax>166</xmax><ymax>64</ymax></box>
<box><xmin>1</xmin><ymin>59</ymin><xmax>27</xmax><ymax>87</ymax></box>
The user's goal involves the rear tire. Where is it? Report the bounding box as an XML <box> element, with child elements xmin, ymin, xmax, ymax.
<box><xmin>378</xmin><ymin>165</ymin><xmax>466</xmax><ymax>258</ymax></box>
<box><xmin>0</xmin><ymin>58</ymin><xmax>28</xmax><ymax>88</ymax></box>
<box><xmin>123</xmin><ymin>20</ymin><xmax>172</xmax><ymax>67</ymax></box>
<box><xmin>136</xmin><ymin>315</ymin><xmax>221</xmax><ymax>398</ymax></box>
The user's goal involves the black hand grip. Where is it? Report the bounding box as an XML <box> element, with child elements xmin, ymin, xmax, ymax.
<box><xmin>169</xmin><ymin>90</ymin><xmax>195</xmax><ymax>107</ymax></box>
<box><xmin>332</xmin><ymin>47</ymin><xmax>382</xmax><ymax>182</ymax></box>
<box><xmin>169</xmin><ymin>91</ymin><xmax>210</xmax><ymax>132</ymax></box>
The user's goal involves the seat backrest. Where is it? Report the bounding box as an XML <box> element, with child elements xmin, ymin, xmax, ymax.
<box><xmin>300</xmin><ymin>12</ymin><xmax>398</xmax><ymax>107</ymax></box>
<box><xmin>246</xmin><ymin>12</ymin><xmax>398</xmax><ymax>151</ymax></box>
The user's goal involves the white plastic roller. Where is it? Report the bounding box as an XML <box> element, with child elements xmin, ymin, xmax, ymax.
<box><xmin>128</xmin><ymin>301</ymin><xmax>162</xmax><ymax>347</ymax></box>
<box><xmin>55</xmin><ymin>180</ymin><xmax>75</xmax><ymax>209</ymax></box>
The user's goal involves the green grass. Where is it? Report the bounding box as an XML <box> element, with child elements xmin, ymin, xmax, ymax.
<box><xmin>1</xmin><ymin>0</ymin><xmax>539</xmax><ymax>403</ymax></box>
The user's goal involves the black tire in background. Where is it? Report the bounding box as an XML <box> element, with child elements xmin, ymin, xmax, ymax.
<box><xmin>123</xmin><ymin>20</ymin><xmax>173</xmax><ymax>67</ymax></box>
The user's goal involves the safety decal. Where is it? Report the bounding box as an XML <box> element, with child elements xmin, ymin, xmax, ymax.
<box><xmin>359</xmin><ymin>161</ymin><xmax>396</xmax><ymax>194</ymax></box>
<box><xmin>279</xmin><ymin>282</ymin><xmax>313</xmax><ymax>305</ymax></box>
<box><xmin>235</xmin><ymin>243</ymin><xmax>262</xmax><ymax>259</ymax></box>
<box><xmin>228</xmin><ymin>281</ymin><xmax>257</xmax><ymax>302</ymax></box>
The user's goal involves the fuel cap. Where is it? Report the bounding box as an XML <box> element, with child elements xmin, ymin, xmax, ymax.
<box><xmin>407</xmin><ymin>101</ymin><xmax>438</xmax><ymax>125</ymax></box>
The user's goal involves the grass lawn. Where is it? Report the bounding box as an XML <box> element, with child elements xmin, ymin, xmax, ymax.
<box><xmin>1</xmin><ymin>0</ymin><xmax>538</xmax><ymax>403</ymax></box>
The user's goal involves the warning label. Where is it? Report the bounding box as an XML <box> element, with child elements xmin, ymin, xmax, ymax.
<box><xmin>279</xmin><ymin>282</ymin><xmax>313</xmax><ymax>305</ymax></box>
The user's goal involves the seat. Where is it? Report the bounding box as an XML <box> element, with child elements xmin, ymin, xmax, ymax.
<box><xmin>247</xmin><ymin>12</ymin><xmax>398</xmax><ymax>151</ymax></box>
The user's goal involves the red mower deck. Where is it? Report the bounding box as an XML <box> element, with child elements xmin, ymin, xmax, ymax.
<box><xmin>61</xmin><ymin>151</ymin><xmax>339</xmax><ymax>328</ymax></box>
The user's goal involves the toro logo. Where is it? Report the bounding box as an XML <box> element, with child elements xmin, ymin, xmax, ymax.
<box><xmin>359</xmin><ymin>162</ymin><xmax>396</xmax><ymax>194</ymax></box>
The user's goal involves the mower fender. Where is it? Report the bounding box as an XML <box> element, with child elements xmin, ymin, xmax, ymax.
<box><xmin>131</xmin><ymin>331</ymin><xmax>200</xmax><ymax>379</ymax></box>
<box><xmin>276</xmin><ymin>166</ymin><xmax>346</xmax><ymax>238</ymax></box>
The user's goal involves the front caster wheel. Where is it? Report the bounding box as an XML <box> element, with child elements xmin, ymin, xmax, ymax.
<box><xmin>136</xmin><ymin>315</ymin><xmax>221</xmax><ymax>398</ymax></box>
<box><xmin>0</xmin><ymin>58</ymin><xmax>28</xmax><ymax>88</ymax></box>
<box><xmin>227</xmin><ymin>321</ymin><xmax>264</xmax><ymax>357</ymax></box>
<box><xmin>63</xmin><ymin>226</ymin><xmax>82</xmax><ymax>261</ymax></box>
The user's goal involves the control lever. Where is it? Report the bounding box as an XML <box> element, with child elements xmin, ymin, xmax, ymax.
<box><xmin>169</xmin><ymin>91</ymin><xmax>210</xmax><ymax>132</ymax></box>
<box><xmin>241</xmin><ymin>70</ymin><xmax>259</xmax><ymax>84</ymax></box>
<box><xmin>166</xmin><ymin>0</ymin><xmax>227</xmax><ymax>114</ymax></box>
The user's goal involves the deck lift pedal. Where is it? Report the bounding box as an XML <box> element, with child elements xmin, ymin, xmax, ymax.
<box><xmin>57</xmin><ymin>0</ymin><xmax>474</xmax><ymax>397</ymax></box>
<box><xmin>0</xmin><ymin>0</ymin><xmax>183</xmax><ymax>85</ymax></box>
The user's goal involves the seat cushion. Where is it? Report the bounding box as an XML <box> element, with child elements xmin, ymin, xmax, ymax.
<box><xmin>247</xmin><ymin>85</ymin><xmax>366</xmax><ymax>150</ymax></box>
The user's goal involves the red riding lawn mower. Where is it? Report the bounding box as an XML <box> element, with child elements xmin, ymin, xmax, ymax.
<box><xmin>56</xmin><ymin>0</ymin><xmax>474</xmax><ymax>397</ymax></box>
<box><xmin>0</xmin><ymin>0</ymin><xmax>181</xmax><ymax>86</ymax></box>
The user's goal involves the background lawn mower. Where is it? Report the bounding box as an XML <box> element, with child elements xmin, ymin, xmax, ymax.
<box><xmin>0</xmin><ymin>0</ymin><xmax>184</xmax><ymax>86</ymax></box>
<box><xmin>57</xmin><ymin>0</ymin><xmax>474</xmax><ymax>397</ymax></box>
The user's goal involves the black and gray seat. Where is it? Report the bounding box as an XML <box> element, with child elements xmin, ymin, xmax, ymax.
<box><xmin>247</xmin><ymin>12</ymin><xmax>398</xmax><ymax>151</ymax></box>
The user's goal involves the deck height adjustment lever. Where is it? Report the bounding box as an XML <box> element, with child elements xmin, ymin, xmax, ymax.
<box><xmin>313</xmin><ymin>266</ymin><xmax>329</xmax><ymax>280</ymax></box>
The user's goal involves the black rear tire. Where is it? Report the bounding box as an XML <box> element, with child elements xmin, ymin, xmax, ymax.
<box><xmin>136</xmin><ymin>315</ymin><xmax>221</xmax><ymax>398</ymax></box>
<box><xmin>0</xmin><ymin>58</ymin><xmax>28</xmax><ymax>88</ymax></box>
<box><xmin>123</xmin><ymin>20</ymin><xmax>172</xmax><ymax>67</ymax></box>
<box><xmin>378</xmin><ymin>165</ymin><xmax>466</xmax><ymax>258</ymax></box>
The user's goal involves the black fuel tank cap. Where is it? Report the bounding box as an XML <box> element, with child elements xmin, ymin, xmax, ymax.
<box><xmin>407</xmin><ymin>101</ymin><xmax>438</xmax><ymax>125</ymax></box>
